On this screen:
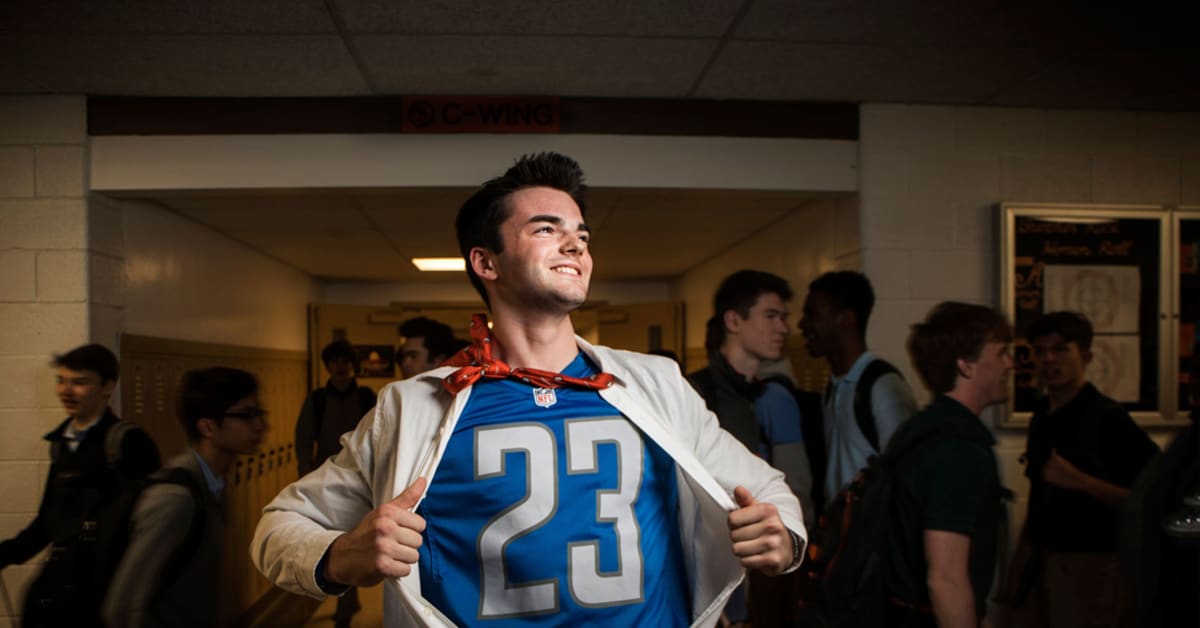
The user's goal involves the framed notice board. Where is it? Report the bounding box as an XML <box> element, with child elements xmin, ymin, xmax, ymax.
<box><xmin>1000</xmin><ymin>204</ymin><xmax>1171</xmax><ymax>426</ymax></box>
<box><xmin>1176</xmin><ymin>209</ymin><xmax>1200</xmax><ymax>414</ymax></box>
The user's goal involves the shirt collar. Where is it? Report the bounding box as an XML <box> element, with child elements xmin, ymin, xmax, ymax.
<box><xmin>832</xmin><ymin>350</ymin><xmax>877</xmax><ymax>385</ymax></box>
<box><xmin>190</xmin><ymin>449</ymin><xmax>225</xmax><ymax>498</ymax></box>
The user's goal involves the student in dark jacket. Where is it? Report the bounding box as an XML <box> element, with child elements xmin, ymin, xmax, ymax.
<box><xmin>293</xmin><ymin>340</ymin><xmax>376</xmax><ymax>627</ymax></box>
<box><xmin>0</xmin><ymin>344</ymin><xmax>160</xmax><ymax>627</ymax></box>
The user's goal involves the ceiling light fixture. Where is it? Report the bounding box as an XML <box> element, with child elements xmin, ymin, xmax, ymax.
<box><xmin>412</xmin><ymin>257</ymin><xmax>466</xmax><ymax>271</ymax></box>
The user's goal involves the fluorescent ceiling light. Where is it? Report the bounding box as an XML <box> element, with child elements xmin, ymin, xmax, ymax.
<box><xmin>412</xmin><ymin>257</ymin><xmax>466</xmax><ymax>271</ymax></box>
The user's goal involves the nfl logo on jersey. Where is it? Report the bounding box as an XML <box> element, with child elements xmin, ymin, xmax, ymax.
<box><xmin>532</xmin><ymin>387</ymin><xmax>557</xmax><ymax>408</ymax></box>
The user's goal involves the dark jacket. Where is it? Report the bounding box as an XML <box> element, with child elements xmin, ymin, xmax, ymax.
<box><xmin>0</xmin><ymin>409</ymin><xmax>160</xmax><ymax>627</ymax></box>
<box><xmin>294</xmin><ymin>379</ymin><xmax>377</xmax><ymax>476</ymax></box>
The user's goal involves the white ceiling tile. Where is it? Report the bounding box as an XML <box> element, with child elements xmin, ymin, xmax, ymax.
<box><xmin>333</xmin><ymin>0</ymin><xmax>740</xmax><ymax>36</ymax></box>
<box><xmin>355</xmin><ymin>35</ymin><xmax>714</xmax><ymax>97</ymax></box>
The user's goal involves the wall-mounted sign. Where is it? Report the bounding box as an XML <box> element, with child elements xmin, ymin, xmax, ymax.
<box><xmin>401</xmin><ymin>96</ymin><xmax>559</xmax><ymax>133</ymax></box>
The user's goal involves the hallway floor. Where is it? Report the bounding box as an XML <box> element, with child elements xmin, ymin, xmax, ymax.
<box><xmin>303</xmin><ymin>583</ymin><xmax>385</xmax><ymax>628</ymax></box>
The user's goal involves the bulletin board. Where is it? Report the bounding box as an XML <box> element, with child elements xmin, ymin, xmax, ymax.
<box><xmin>1000</xmin><ymin>204</ymin><xmax>1170</xmax><ymax>426</ymax></box>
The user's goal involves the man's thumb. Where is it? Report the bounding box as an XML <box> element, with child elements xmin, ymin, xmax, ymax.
<box><xmin>391</xmin><ymin>476</ymin><xmax>427</xmax><ymax>510</ymax></box>
<box><xmin>733</xmin><ymin>485</ymin><xmax>757</xmax><ymax>508</ymax></box>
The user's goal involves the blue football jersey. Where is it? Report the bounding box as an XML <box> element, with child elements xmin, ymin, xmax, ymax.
<box><xmin>417</xmin><ymin>353</ymin><xmax>691</xmax><ymax>626</ymax></box>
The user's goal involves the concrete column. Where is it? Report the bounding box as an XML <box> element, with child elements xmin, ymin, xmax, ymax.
<box><xmin>0</xmin><ymin>94</ymin><xmax>98</xmax><ymax>623</ymax></box>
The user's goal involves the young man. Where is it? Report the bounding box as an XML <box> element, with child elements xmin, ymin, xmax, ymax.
<box><xmin>103</xmin><ymin>367</ymin><xmax>268</xmax><ymax>628</ymax></box>
<box><xmin>800</xmin><ymin>271</ymin><xmax>918</xmax><ymax>505</ymax></box>
<box><xmin>999</xmin><ymin>312</ymin><xmax>1158</xmax><ymax>628</ymax></box>
<box><xmin>0</xmin><ymin>344</ymin><xmax>160</xmax><ymax>627</ymax></box>
<box><xmin>888</xmin><ymin>302</ymin><xmax>1011</xmax><ymax>628</ymax></box>
<box><xmin>398</xmin><ymin>317</ymin><xmax>468</xmax><ymax>378</ymax></box>
<box><xmin>295</xmin><ymin>340</ymin><xmax>377</xmax><ymax>477</ymax></box>
<box><xmin>688</xmin><ymin>269</ymin><xmax>814</xmax><ymax>626</ymax></box>
<box><xmin>252</xmin><ymin>153</ymin><xmax>804</xmax><ymax>627</ymax></box>
<box><xmin>293</xmin><ymin>340</ymin><xmax>376</xmax><ymax>626</ymax></box>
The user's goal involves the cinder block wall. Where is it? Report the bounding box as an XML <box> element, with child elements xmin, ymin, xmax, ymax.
<box><xmin>857</xmin><ymin>104</ymin><xmax>1200</xmax><ymax>582</ymax></box>
<box><xmin>0</xmin><ymin>95</ymin><xmax>95</xmax><ymax>623</ymax></box>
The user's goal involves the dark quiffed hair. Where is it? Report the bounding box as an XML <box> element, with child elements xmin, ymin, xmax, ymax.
<box><xmin>52</xmin><ymin>344</ymin><xmax>119</xmax><ymax>383</ymax></box>
<box><xmin>907</xmin><ymin>301</ymin><xmax>1012</xmax><ymax>394</ymax></box>
<box><xmin>455</xmin><ymin>152</ymin><xmax>588</xmax><ymax>307</ymax></box>
<box><xmin>178</xmin><ymin>367</ymin><xmax>259</xmax><ymax>442</ymax></box>
<box><xmin>808</xmin><ymin>271</ymin><xmax>875</xmax><ymax>339</ymax></box>
<box><xmin>399</xmin><ymin>317</ymin><xmax>460</xmax><ymax>362</ymax></box>
<box><xmin>710</xmin><ymin>269</ymin><xmax>793</xmax><ymax>349</ymax></box>
<box><xmin>320</xmin><ymin>340</ymin><xmax>356</xmax><ymax>366</ymax></box>
<box><xmin>1025</xmin><ymin>311</ymin><xmax>1094</xmax><ymax>351</ymax></box>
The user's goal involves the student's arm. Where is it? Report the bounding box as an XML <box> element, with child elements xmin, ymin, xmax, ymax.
<box><xmin>871</xmin><ymin>374</ymin><xmax>919</xmax><ymax>450</ymax></box>
<box><xmin>925</xmin><ymin>529</ymin><xmax>978</xmax><ymax>628</ymax></box>
<box><xmin>102</xmin><ymin>485</ymin><xmax>194</xmax><ymax>628</ymax></box>
<box><xmin>756</xmin><ymin>384</ymin><xmax>816</xmax><ymax>524</ymax></box>
<box><xmin>0</xmin><ymin>472</ymin><xmax>54</xmax><ymax>568</ymax></box>
<box><xmin>1042</xmin><ymin>449</ymin><xmax>1129</xmax><ymax>509</ymax></box>
<box><xmin>294</xmin><ymin>394</ymin><xmax>318</xmax><ymax>476</ymax></box>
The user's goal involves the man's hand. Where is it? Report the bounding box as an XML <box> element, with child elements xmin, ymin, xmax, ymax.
<box><xmin>324</xmin><ymin>477</ymin><xmax>427</xmax><ymax>588</ymax></box>
<box><xmin>1042</xmin><ymin>449</ymin><xmax>1087</xmax><ymax>491</ymax></box>
<box><xmin>727</xmin><ymin>486</ymin><xmax>793</xmax><ymax>576</ymax></box>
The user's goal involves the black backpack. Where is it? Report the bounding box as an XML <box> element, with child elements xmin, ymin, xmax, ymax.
<box><xmin>43</xmin><ymin>423</ymin><xmax>207</xmax><ymax>624</ymax></box>
<box><xmin>822</xmin><ymin>359</ymin><xmax>902</xmax><ymax>453</ymax></box>
<box><xmin>89</xmin><ymin>464</ymin><xmax>209</xmax><ymax>612</ymax></box>
<box><xmin>798</xmin><ymin>419</ymin><xmax>990</xmax><ymax>628</ymax></box>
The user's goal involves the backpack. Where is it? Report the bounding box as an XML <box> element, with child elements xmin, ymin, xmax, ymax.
<box><xmin>89</xmin><ymin>465</ymin><xmax>209</xmax><ymax>613</ymax></box>
<box><xmin>798</xmin><ymin>419</ymin><xmax>990</xmax><ymax>628</ymax></box>
<box><xmin>823</xmin><ymin>359</ymin><xmax>902</xmax><ymax>453</ymax></box>
<box><xmin>44</xmin><ymin>421</ymin><xmax>206</xmax><ymax>622</ymax></box>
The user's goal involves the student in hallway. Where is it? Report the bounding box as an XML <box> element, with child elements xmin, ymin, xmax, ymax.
<box><xmin>0</xmin><ymin>344</ymin><xmax>160</xmax><ymax>627</ymax></box>
<box><xmin>103</xmin><ymin>367</ymin><xmax>268</xmax><ymax>628</ymax></box>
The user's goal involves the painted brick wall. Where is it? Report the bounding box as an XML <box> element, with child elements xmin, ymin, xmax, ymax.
<box><xmin>0</xmin><ymin>95</ymin><xmax>91</xmax><ymax>624</ymax></box>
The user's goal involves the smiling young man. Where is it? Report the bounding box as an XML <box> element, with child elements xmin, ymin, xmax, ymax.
<box><xmin>252</xmin><ymin>153</ymin><xmax>805</xmax><ymax>627</ymax></box>
<box><xmin>104</xmin><ymin>367</ymin><xmax>268</xmax><ymax>628</ymax></box>
<box><xmin>0</xmin><ymin>344</ymin><xmax>160</xmax><ymax>627</ymax></box>
<box><xmin>888</xmin><ymin>302</ymin><xmax>1011</xmax><ymax>628</ymax></box>
<box><xmin>998</xmin><ymin>311</ymin><xmax>1157</xmax><ymax>628</ymax></box>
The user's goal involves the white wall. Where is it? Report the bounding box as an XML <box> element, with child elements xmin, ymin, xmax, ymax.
<box><xmin>675</xmin><ymin>196</ymin><xmax>860</xmax><ymax>350</ymax></box>
<box><xmin>858</xmin><ymin>104</ymin><xmax>1200</xmax><ymax>567</ymax></box>
<box><xmin>120</xmin><ymin>199</ymin><xmax>318</xmax><ymax>351</ymax></box>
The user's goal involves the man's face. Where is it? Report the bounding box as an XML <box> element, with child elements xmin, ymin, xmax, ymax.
<box><xmin>1029</xmin><ymin>332</ymin><xmax>1090</xmax><ymax>393</ymax></box>
<box><xmin>799</xmin><ymin>290</ymin><xmax>843</xmax><ymax>358</ymax></box>
<box><xmin>480</xmin><ymin>186</ymin><xmax>592</xmax><ymax>314</ymax></box>
<box><xmin>56</xmin><ymin>367</ymin><xmax>114</xmax><ymax>423</ymax></box>
<box><xmin>966</xmin><ymin>340</ymin><xmax>1013</xmax><ymax>407</ymax></box>
<box><xmin>213</xmin><ymin>394</ymin><xmax>268</xmax><ymax>456</ymax></box>
<box><xmin>727</xmin><ymin>292</ymin><xmax>790</xmax><ymax>361</ymax></box>
<box><xmin>400</xmin><ymin>336</ymin><xmax>437</xmax><ymax>378</ymax></box>
<box><xmin>326</xmin><ymin>356</ymin><xmax>355</xmax><ymax>386</ymax></box>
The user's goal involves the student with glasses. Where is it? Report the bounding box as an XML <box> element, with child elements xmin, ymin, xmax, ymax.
<box><xmin>103</xmin><ymin>367</ymin><xmax>268</xmax><ymax>628</ymax></box>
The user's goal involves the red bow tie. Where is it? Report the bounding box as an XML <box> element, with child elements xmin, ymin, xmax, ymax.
<box><xmin>441</xmin><ymin>314</ymin><xmax>615</xmax><ymax>395</ymax></box>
